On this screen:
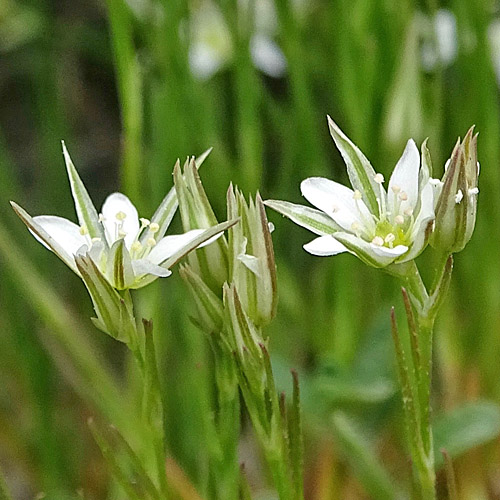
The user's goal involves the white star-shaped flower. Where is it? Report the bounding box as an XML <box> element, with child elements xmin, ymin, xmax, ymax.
<box><xmin>12</xmin><ymin>143</ymin><xmax>233</xmax><ymax>289</ymax></box>
<box><xmin>266</xmin><ymin>117</ymin><xmax>438</xmax><ymax>268</ymax></box>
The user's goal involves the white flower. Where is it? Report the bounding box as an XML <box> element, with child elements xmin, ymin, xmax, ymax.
<box><xmin>12</xmin><ymin>143</ymin><xmax>234</xmax><ymax>289</ymax></box>
<box><xmin>266</xmin><ymin>117</ymin><xmax>437</xmax><ymax>268</ymax></box>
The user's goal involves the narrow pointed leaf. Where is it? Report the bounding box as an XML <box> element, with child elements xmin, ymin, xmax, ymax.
<box><xmin>428</xmin><ymin>255</ymin><xmax>453</xmax><ymax>319</ymax></box>
<box><xmin>331</xmin><ymin>412</ymin><xmax>398</xmax><ymax>500</ymax></box>
<box><xmin>289</xmin><ymin>370</ymin><xmax>304</xmax><ymax>500</ymax></box>
<box><xmin>88</xmin><ymin>418</ymin><xmax>161</xmax><ymax>500</ymax></box>
<box><xmin>433</xmin><ymin>401</ymin><xmax>500</xmax><ymax>467</ymax></box>
<box><xmin>62</xmin><ymin>142</ymin><xmax>106</xmax><ymax>242</ymax></box>
<box><xmin>264</xmin><ymin>199</ymin><xmax>340</xmax><ymax>236</ymax></box>
<box><xmin>441</xmin><ymin>449</ymin><xmax>458</xmax><ymax>500</ymax></box>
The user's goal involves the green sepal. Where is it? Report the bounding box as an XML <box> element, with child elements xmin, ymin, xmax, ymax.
<box><xmin>223</xmin><ymin>283</ymin><xmax>265</xmax><ymax>395</ymax></box>
<box><xmin>327</xmin><ymin>116</ymin><xmax>379</xmax><ymax>214</ymax></box>
<box><xmin>264</xmin><ymin>199</ymin><xmax>340</xmax><ymax>236</ymax></box>
<box><xmin>108</xmin><ymin>238</ymin><xmax>134</xmax><ymax>290</ymax></box>
<box><xmin>62</xmin><ymin>142</ymin><xmax>107</xmax><ymax>243</ymax></box>
<box><xmin>75</xmin><ymin>254</ymin><xmax>135</xmax><ymax>344</ymax></box>
<box><xmin>179</xmin><ymin>263</ymin><xmax>224</xmax><ymax>334</ymax></box>
<box><xmin>143</xmin><ymin>182</ymin><xmax>178</xmax><ymax>244</ymax></box>
<box><xmin>10</xmin><ymin>201</ymin><xmax>80</xmax><ymax>274</ymax></box>
<box><xmin>143</xmin><ymin>150</ymin><xmax>212</xmax><ymax>244</ymax></box>
<box><xmin>162</xmin><ymin>218</ymin><xmax>238</xmax><ymax>271</ymax></box>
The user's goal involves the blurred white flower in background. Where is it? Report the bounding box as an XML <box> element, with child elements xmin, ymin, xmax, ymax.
<box><xmin>188</xmin><ymin>0</ymin><xmax>287</xmax><ymax>79</ymax></box>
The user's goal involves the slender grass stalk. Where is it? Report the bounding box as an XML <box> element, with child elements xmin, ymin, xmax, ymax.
<box><xmin>0</xmin><ymin>218</ymin><xmax>144</xmax><ymax>442</ymax></box>
<box><xmin>105</xmin><ymin>0</ymin><xmax>143</xmax><ymax>202</ymax></box>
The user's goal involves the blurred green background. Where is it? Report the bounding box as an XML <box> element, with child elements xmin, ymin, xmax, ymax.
<box><xmin>1</xmin><ymin>0</ymin><xmax>500</xmax><ymax>498</ymax></box>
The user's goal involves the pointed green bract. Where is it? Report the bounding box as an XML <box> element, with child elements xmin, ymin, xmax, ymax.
<box><xmin>327</xmin><ymin>116</ymin><xmax>379</xmax><ymax>214</ymax></box>
<box><xmin>264</xmin><ymin>199</ymin><xmax>340</xmax><ymax>236</ymax></box>
<box><xmin>62</xmin><ymin>142</ymin><xmax>107</xmax><ymax>242</ymax></box>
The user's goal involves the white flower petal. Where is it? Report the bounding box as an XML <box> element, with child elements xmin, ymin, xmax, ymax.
<box><xmin>301</xmin><ymin>177</ymin><xmax>374</xmax><ymax>232</ymax></box>
<box><xmin>333</xmin><ymin>232</ymin><xmax>407</xmax><ymax>267</ymax></box>
<box><xmin>33</xmin><ymin>215</ymin><xmax>87</xmax><ymax>267</ymax></box>
<box><xmin>132</xmin><ymin>259</ymin><xmax>172</xmax><ymax>278</ymax></box>
<box><xmin>399</xmin><ymin>183</ymin><xmax>435</xmax><ymax>262</ymax></box>
<box><xmin>370</xmin><ymin>243</ymin><xmax>409</xmax><ymax>258</ymax></box>
<box><xmin>148</xmin><ymin>229</ymin><xmax>206</xmax><ymax>265</ymax></box>
<box><xmin>101</xmin><ymin>193</ymin><xmax>140</xmax><ymax>249</ymax></box>
<box><xmin>388</xmin><ymin>139</ymin><xmax>420</xmax><ymax>215</ymax></box>
<box><xmin>303</xmin><ymin>235</ymin><xmax>349</xmax><ymax>256</ymax></box>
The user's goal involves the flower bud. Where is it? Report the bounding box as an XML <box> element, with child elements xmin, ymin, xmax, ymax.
<box><xmin>179</xmin><ymin>263</ymin><xmax>224</xmax><ymax>335</ymax></box>
<box><xmin>227</xmin><ymin>185</ymin><xmax>277</xmax><ymax>328</ymax></box>
<box><xmin>174</xmin><ymin>158</ymin><xmax>229</xmax><ymax>293</ymax></box>
<box><xmin>430</xmin><ymin>127</ymin><xmax>479</xmax><ymax>253</ymax></box>
<box><xmin>223</xmin><ymin>283</ymin><xmax>266</xmax><ymax>395</ymax></box>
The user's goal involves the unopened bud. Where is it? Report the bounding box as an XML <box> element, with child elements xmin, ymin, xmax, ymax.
<box><xmin>431</xmin><ymin>126</ymin><xmax>479</xmax><ymax>253</ymax></box>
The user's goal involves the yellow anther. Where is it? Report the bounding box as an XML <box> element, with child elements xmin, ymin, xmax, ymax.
<box><xmin>115</xmin><ymin>211</ymin><xmax>127</xmax><ymax>221</ymax></box>
<box><xmin>149</xmin><ymin>222</ymin><xmax>160</xmax><ymax>233</ymax></box>
<box><xmin>118</xmin><ymin>230</ymin><xmax>127</xmax><ymax>239</ymax></box>
<box><xmin>91</xmin><ymin>237</ymin><xmax>101</xmax><ymax>243</ymax></box>
<box><xmin>131</xmin><ymin>241</ymin><xmax>142</xmax><ymax>252</ymax></box>
<box><xmin>147</xmin><ymin>237</ymin><xmax>157</xmax><ymax>247</ymax></box>
<box><xmin>140</xmin><ymin>217</ymin><xmax>150</xmax><ymax>227</ymax></box>
<box><xmin>79</xmin><ymin>225</ymin><xmax>88</xmax><ymax>236</ymax></box>
<box><xmin>374</xmin><ymin>173</ymin><xmax>384</xmax><ymax>184</ymax></box>
<box><xmin>353</xmin><ymin>190</ymin><xmax>362</xmax><ymax>200</ymax></box>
